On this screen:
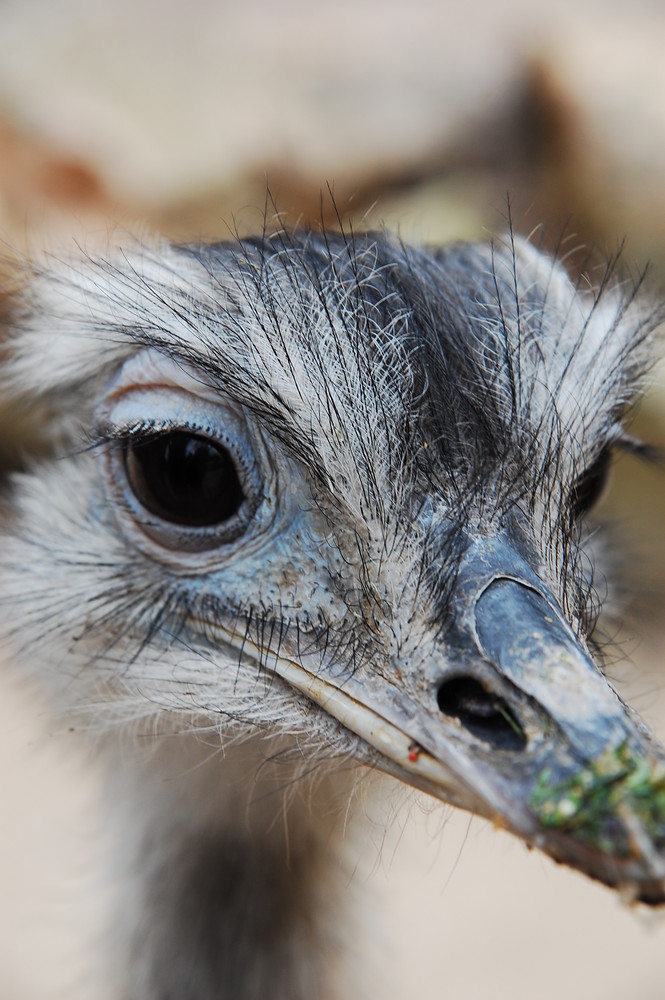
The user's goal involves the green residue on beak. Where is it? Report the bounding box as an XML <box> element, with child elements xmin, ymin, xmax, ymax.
<box><xmin>531</xmin><ymin>743</ymin><xmax>665</xmax><ymax>856</ymax></box>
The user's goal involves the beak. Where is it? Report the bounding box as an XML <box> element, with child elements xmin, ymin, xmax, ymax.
<box><xmin>449</xmin><ymin>531</ymin><xmax>665</xmax><ymax>904</ymax></box>
<box><xmin>209</xmin><ymin>528</ymin><xmax>665</xmax><ymax>904</ymax></box>
<box><xmin>263</xmin><ymin>529</ymin><xmax>665</xmax><ymax>905</ymax></box>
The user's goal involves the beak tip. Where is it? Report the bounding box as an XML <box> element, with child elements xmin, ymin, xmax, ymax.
<box><xmin>519</xmin><ymin>740</ymin><xmax>665</xmax><ymax>907</ymax></box>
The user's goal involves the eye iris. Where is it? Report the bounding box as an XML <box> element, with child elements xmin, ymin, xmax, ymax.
<box><xmin>570</xmin><ymin>448</ymin><xmax>611</xmax><ymax>521</ymax></box>
<box><xmin>124</xmin><ymin>432</ymin><xmax>245</xmax><ymax>527</ymax></box>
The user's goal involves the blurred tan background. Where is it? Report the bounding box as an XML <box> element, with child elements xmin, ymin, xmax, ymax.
<box><xmin>0</xmin><ymin>0</ymin><xmax>664</xmax><ymax>997</ymax></box>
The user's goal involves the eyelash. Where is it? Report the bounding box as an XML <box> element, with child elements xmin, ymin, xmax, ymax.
<box><xmin>93</xmin><ymin>418</ymin><xmax>218</xmax><ymax>447</ymax></box>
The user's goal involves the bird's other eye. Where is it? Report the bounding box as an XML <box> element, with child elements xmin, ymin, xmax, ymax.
<box><xmin>570</xmin><ymin>448</ymin><xmax>612</xmax><ymax>521</ymax></box>
<box><xmin>124</xmin><ymin>431</ymin><xmax>245</xmax><ymax>527</ymax></box>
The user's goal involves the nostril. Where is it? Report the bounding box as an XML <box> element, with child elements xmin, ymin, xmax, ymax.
<box><xmin>436</xmin><ymin>677</ymin><xmax>527</xmax><ymax>751</ymax></box>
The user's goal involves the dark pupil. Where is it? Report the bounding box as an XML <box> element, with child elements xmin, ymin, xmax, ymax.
<box><xmin>570</xmin><ymin>448</ymin><xmax>611</xmax><ymax>521</ymax></box>
<box><xmin>124</xmin><ymin>432</ymin><xmax>245</xmax><ymax>527</ymax></box>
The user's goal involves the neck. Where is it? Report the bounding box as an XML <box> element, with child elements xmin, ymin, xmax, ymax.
<box><xmin>103</xmin><ymin>730</ymin><xmax>357</xmax><ymax>1000</ymax></box>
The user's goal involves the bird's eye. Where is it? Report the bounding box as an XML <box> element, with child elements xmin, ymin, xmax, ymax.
<box><xmin>99</xmin><ymin>351</ymin><xmax>267</xmax><ymax>558</ymax></box>
<box><xmin>570</xmin><ymin>448</ymin><xmax>611</xmax><ymax>521</ymax></box>
<box><xmin>124</xmin><ymin>431</ymin><xmax>245</xmax><ymax>527</ymax></box>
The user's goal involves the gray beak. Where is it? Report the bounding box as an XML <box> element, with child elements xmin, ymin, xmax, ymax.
<box><xmin>425</xmin><ymin>530</ymin><xmax>665</xmax><ymax>903</ymax></box>
<box><xmin>260</xmin><ymin>525</ymin><xmax>665</xmax><ymax>904</ymax></box>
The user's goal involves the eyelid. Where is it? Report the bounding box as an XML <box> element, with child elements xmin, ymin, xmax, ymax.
<box><xmin>107</xmin><ymin>388</ymin><xmax>241</xmax><ymax>439</ymax></box>
<box><xmin>106</xmin><ymin>348</ymin><xmax>224</xmax><ymax>405</ymax></box>
<box><xmin>102</xmin><ymin>383</ymin><xmax>257</xmax><ymax>484</ymax></box>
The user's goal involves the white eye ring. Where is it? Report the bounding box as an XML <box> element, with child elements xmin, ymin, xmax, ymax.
<box><xmin>98</xmin><ymin>351</ymin><xmax>269</xmax><ymax>560</ymax></box>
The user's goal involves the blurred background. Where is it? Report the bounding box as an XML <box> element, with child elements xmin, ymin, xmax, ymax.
<box><xmin>0</xmin><ymin>0</ymin><xmax>664</xmax><ymax>997</ymax></box>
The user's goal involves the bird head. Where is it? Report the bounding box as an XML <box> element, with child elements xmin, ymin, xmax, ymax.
<box><xmin>1</xmin><ymin>230</ymin><xmax>664</xmax><ymax>901</ymax></box>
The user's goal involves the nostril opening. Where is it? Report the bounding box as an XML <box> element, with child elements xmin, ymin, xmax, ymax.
<box><xmin>436</xmin><ymin>677</ymin><xmax>527</xmax><ymax>751</ymax></box>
